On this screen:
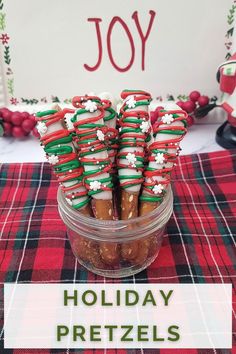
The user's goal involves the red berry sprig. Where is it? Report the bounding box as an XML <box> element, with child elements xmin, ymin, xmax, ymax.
<box><xmin>0</xmin><ymin>108</ymin><xmax>37</xmax><ymax>138</ymax></box>
<box><xmin>176</xmin><ymin>91</ymin><xmax>211</xmax><ymax>126</ymax></box>
<box><xmin>176</xmin><ymin>91</ymin><xmax>210</xmax><ymax>114</ymax></box>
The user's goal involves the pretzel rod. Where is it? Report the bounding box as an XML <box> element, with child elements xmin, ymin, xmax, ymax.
<box><xmin>102</xmin><ymin>99</ymin><xmax>118</xmax><ymax>174</ymax></box>
<box><xmin>140</xmin><ymin>104</ymin><xmax>188</xmax><ymax>215</ymax></box>
<box><xmin>36</xmin><ymin>106</ymin><xmax>92</xmax><ymax>216</ymax></box>
<box><xmin>117</xmin><ymin>89</ymin><xmax>152</xmax><ymax>221</ymax></box>
<box><xmin>116</xmin><ymin>90</ymin><xmax>152</xmax><ymax>262</ymax></box>
<box><xmin>71</xmin><ymin>95</ymin><xmax>119</xmax><ymax>266</ymax></box>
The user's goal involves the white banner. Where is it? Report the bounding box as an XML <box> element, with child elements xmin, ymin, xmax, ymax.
<box><xmin>4</xmin><ymin>283</ymin><xmax>232</xmax><ymax>349</ymax></box>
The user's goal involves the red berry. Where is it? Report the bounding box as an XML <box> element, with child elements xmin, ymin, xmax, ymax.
<box><xmin>29</xmin><ymin>114</ymin><xmax>37</xmax><ymax>126</ymax></box>
<box><xmin>186</xmin><ymin>115</ymin><xmax>194</xmax><ymax>127</ymax></box>
<box><xmin>22</xmin><ymin>118</ymin><xmax>36</xmax><ymax>133</ymax></box>
<box><xmin>12</xmin><ymin>126</ymin><xmax>26</xmax><ymax>138</ymax></box>
<box><xmin>189</xmin><ymin>91</ymin><xmax>201</xmax><ymax>102</ymax></box>
<box><xmin>32</xmin><ymin>127</ymin><xmax>40</xmax><ymax>138</ymax></box>
<box><xmin>198</xmin><ymin>95</ymin><xmax>209</xmax><ymax>107</ymax></box>
<box><xmin>150</xmin><ymin>106</ymin><xmax>164</xmax><ymax>125</ymax></box>
<box><xmin>3</xmin><ymin>121</ymin><xmax>12</xmax><ymax>136</ymax></box>
<box><xmin>182</xmin><ymin>100</ymin><xmax>196</xmax><ymax>113</ymax></box>
<box><xmin>176</xmin><ymin>101</ymin><xmax>185</xmax><ymax>109</ymax></box>
<box><xmin>21</xmin><ymin>111</ymin><xmax>30</xmax><ymax>120</ymax></box>
<box><xmin>0</xmin><ymin>108</ymin><xmax>12</xmax><ymax>122</ymax></box>
<box><xmin>29</xmin><ymin>114</ymin><xmax>36</xmax><ymax>120</ymax></box>
<box><xmin>11</xmin><ymin>111</ymin><xmax>23</xmax><ymax>126</ymax></box>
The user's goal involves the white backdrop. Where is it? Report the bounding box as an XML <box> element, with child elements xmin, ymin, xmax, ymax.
<box><xmin>0</xmin><ymin>0</ymin><xmax>234</xmax><ymax>105</ymax></box>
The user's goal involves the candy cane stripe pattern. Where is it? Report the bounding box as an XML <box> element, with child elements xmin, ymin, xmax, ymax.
<box><xmin>117</xmin><ymin>89</ymin><xmax>152</xmax><ymax>220</ymax></box>
<box><xmin>71</xmin><ymin>95</ymin><xmax>119</xmax><ymax>266</ymax></box>
<box><xmin>140</xmin><ymin>103</ymin><xmax>188</xmax><ymax>215</ymax></box>
<box><xmin>36</xmin><ymin>106</ymin><xmax>92</xmax><ymax>216</ymax></box>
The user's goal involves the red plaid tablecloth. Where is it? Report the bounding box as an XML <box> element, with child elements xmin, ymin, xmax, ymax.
<box><xmin>0</xmin><ymin>149</ymin><xmax>235</xmax><ymax>354</ymax></box>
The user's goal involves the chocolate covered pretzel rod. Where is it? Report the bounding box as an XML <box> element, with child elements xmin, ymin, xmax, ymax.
<box><xmin>36</xmin><ymin>106</ymin><xmax>92</xmax><ymax>216</ymax></box>
<box><xmin>71</xmin><ymin>95</ymin><xmax>119</xmax><ymax>265</ymax></box>
<box><xmin>117</xmin><ymin>89</ymin><xmax>152</xmax><ymax>220</ymax></box>
<box><xmin>140</xmin><ymin>105</ymin><xmax>188</xmax><ymax>215</ymax></box>
<box><xmin>125</xmin><ymin>105</ymin><xmax>188</xmax><ymax>266</ymax></box>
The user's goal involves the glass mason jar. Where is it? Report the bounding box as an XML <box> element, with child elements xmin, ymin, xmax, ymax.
<box><xmin>57</xmin><ymin>186</ymin><xmax>173</xmax><ymax>278</ymax></box>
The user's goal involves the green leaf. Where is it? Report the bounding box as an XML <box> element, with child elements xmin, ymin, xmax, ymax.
<box><xmin>7</xmin><ymin>78</ymin><xmax>14</xmax><ymax>95</ymax></box>
<box><xmin>227</xmin><ymin>27</ymin><xmax>234</xmax><ymax>37</ymax></box>
<box><xmin>4</xmin><ymin>46</ymin><xmax>11</xmax><ymax>65</ymax></box>
<box><xmin>0</xmin><ymin>122</ymin><xmax>4</xmax><ymax>137</ymax></box>
<box><xmin>0</xmin><ymin>12</ymin><xmax>6</xmax><ymax>30</ymax></box>
<box><xmin>52</xmin><ymin>96</ymin><xmax>60</xmax><ymax>103</ymax></box>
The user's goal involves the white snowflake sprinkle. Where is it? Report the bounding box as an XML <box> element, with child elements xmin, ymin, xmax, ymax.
<box><xmin>89</xmin><ymin>180</ymin><xmax>102</xmax><ymax>191</ymax></box>
<box><xmin>126</xmin><ymin>96</ymin><xmax>136</xmax><ymax>109</ymax></box>
<box><xmin>153</xmin><ymin>184</ymin><xmax>164</xmax><ymax>195</ymax></box>
<box><xmin>155</xmin><ymin>153</ymin><xmax>165</xmax><ymax>164</ymax></box>
<box><xmin>84</xmin><ymin>100</ymin><xmax>98</xmax><ymax>113</ymax></box>
<box><xmin>97</xmin><ymin>129</ymin><xmax>105</xmax><ymax>141</ymax></box>
<box><xmin>161</xmin><ymin>114</ymin><xmax>174</xmax><ymax>125</ymax></box>
<box><xmin>65</xmin><ymin>198</ymin><xmax>73</xmax><ymax>206</ymax></box>
<box><xmin>65</xmin><ymin>114</ymin><xmax>74</xmax><ymax>130</ymax></box>
<box><xmin>48</xmin><ymin>155</ymin><xmax>59</xmax><ymax>165</ymax></box>
<box><xmin>140</xmin><ymin>120</ymin><xmax>150</xmax><ymax>133</ymax></box>
<box><xmin>126</xmin><ymin>152</ymin><xmax>137</xmax><ymax>167</ymax></box>
<box><xmin>36</xmin><ymin>122</ymin><xmax>47</xmax><ymax>135</ymax></box>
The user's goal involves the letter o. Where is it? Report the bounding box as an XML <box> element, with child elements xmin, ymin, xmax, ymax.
<box><xmin>107</xmin><ymin>16</ymin><xmax>135</xmax><ymax>72</ymax></box>
<box><xmin>82</xmin><ymin>290</ymin><xmax>97</xmax><ymax>306</ymax></box>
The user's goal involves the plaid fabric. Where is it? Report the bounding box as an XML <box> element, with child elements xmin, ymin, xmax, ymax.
<box><xmin>0</xmin><ymin>149</ymin><xmax>235</xmax><ymax>354</ymax></box>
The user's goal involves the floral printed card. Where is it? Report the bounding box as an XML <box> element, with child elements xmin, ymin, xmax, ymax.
<box><xmin>0</xmin><ymin>0</ymin><xmax>234</xmax><ymax>106</ymax></box>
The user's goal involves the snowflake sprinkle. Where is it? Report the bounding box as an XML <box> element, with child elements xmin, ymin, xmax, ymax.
<box><xmin>36</xmin><ymin>122</ymin><xmax>47</xmax><ymax>135</ymax></box>
<box><xmin>65</xmin><ymin>114</ymin><xmax>74</xmax><ymax>130</ymax></box>
<box><xmin>153</xmin><ymin>184</ymin><xmax>164</xmax><ymax>195</ymax></box>
<box><xmin>126</xmin><ymin>152</ymin><xmax>137</xmax><ymax>167</ymax></box>
<box><xmin>84</xmin><ymin>100</ymin><xmax>97</xmax><ymax>113</ymax></box>
<box><xmin>48</xmin><ymin>155</ymin><xmax>59</xmax><ymax>165</ymax></box>
<box><xmin>65</xmin><ymin>198</ymin><xmax>73</xmax><ymax>206</ymax></box>
<box><xmin>161</xmin><ymin>114</ymin><xmax>174</xmax><ymax>125</ymax></box>
<box><xmin>90</xmin><ymin>180</ymin><xmax>102</xmax><ymax>191</ymax></box>
<box><xmin>97</xmin><ymin>129</ymin><xmax>105</xmax><ymax>141</ymax></box>
<box><xmin>140</xmin><ymin>121</ymin><xmax>150</xmax><ymax>133</ymax></box>
<box><xmin>126</xmin><ymin>96</ymin><xmax>136</xmax><ymax>109</ymax></box>
<box><xmin>155</xmin><ymin>153</ymin><xmax>165</xmax><ymax>164</ymax></box>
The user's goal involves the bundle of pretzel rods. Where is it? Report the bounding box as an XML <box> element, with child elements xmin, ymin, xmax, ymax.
<box><xmin>36</xmin><ymin>90</ymin><xmax>188</xmax><ymax>268</ymax></box>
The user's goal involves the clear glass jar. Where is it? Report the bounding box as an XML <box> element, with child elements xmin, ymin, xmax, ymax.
<box><xmin>57</xmin><ymin>186</ymin><xmax>173</xmax><ymax>278</ymax></box>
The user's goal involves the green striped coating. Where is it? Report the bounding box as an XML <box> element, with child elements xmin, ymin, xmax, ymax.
<box><xmin>123</xmin><ymin>100</ymin><xmax>151</xmax><ymax>111</ymax></box>
<box><xmin>117</xmin><ymin>154</ymin><xmax>144</xmax><ymax>168</ymax></box>
<box><xmin>36</xmin><ymin>110</ymin><xmax>57</xmax><ymax>118</ymax></box>
<box><xmin>44</xmin><ymin>135</ymin><xmax>74</xmax><ymax>155</ymax></box>
<box><xmin>104</xmin><ymin>107</ymin><xmax>116</xmax><ymax>122</ymax></box>
<box><xmin>139</xmin><ymin>195</ymin><xmax>163</xmax><ymax>203</ymax></box>
<box><xmin>71</xmin><ymin>198</ymin><xmax>90</xmax><ymax>210</ymax></box>
<box><xmin>54</xmin><ymin>159</ymin><xmax>80</xmax><ymax>173</ymax></box>
<box><xmin>84</xmin><ymin>176</ymin><xmax>113</xmax><ymax>196</ymax></box>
